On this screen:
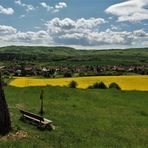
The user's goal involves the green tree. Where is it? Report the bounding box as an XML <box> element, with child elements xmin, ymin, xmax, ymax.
<box><xmin>109</xmin><ymin>82</ymin><xmax>121</xmax><ymax>90</ymax></box>
<box><xmin>88</xmin><ymin>81</ymin><xmax>107</xmax><ymax>89</ymax></box>
<box><xmin>69</xmin><ymin>81</ymin><xmax>78</xmax><ymax>88</ymax></box>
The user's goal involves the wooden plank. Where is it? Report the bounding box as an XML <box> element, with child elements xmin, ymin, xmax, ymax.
<box><xmin>19</xmin><ymin>109</ymin><xmax>44</xmax><ymax>121</ymax></box>
<box><xmin>23</xmin><ymin>114</ymin><xmax>41</xmax><ymax>123</ymax></box>
<box><xmin>43</xmin><ymin>118</ymin><xmax>53</xmax><ymax>124</ymax></box>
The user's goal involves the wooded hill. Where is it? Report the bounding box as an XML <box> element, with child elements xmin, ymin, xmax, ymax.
<box><xmin>0</xmin><ymin>46</ymin><xmax>148</xmax><ymax>66</ymax></box>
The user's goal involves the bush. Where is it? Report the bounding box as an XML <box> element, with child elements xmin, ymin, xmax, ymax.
<box><xmin>109</xmin><ymin>82</ymin><xmax>121</xmax><ymax>90</ymax></box>
<box><xmin>64</xmin><ymin>72</ymin><xmax>72</xmax><ymax>77</ymax></box>
<box><xmin>68</xmin><ymin>80</ymin><xmax>78</xmax><ymax>88</ymax></box>
<box><xmin>79</xmin><ymin>72</ymin><xmax>86</xmax><ymax>77</ymax></box>
<box><xmin>88</xmin><ymin>85</ymin><xmax>93</xmax><ymax>89</ymax></box>
<box><xmin>88</xmin><ymin>81</ymin><xmax>107</xmax><ymax>89</ymax></box>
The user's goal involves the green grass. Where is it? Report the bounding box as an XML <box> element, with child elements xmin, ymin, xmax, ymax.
<box><xmin>0</xmin><ymin>86</ymin><xmax>148</xmax><ymax>148</ymax></box>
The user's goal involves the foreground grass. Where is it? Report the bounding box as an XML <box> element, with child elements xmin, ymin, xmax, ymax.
<box><xmin>10</xmin><ymin>75</ymin><xmax>148</xmax><ymax>91</ymax></box>
<box><xmin>0</xmin><ymin>86</ymin><xmax>148</xmax><ymax>148</ymax></box>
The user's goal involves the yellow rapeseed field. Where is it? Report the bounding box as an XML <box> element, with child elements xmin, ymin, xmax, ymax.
<box><xmin>9</xmin><ymin>75</ymin><xmax>148</xmax><ymax>91</ymax></box>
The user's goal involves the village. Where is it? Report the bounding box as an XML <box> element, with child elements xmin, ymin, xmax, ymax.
<box><xmin>0</xmin><ymin>64</ymin><xmax>148</xmax><ymax>78</ymax></box>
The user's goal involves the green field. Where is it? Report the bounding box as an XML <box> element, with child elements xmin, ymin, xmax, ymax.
<box><xmin>1</xmin><ymin>86</ymin><xmax>148</xmax><ymax>147</ymax></box>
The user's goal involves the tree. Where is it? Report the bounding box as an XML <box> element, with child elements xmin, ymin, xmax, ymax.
<box><xmin>88</xmin><ymin>81</ymin><xmax>107</xmax><ymax>89</ymax></box>
<box><xmin>109</xmin><ymin>82</ymin><xmax>121</xmax><ymax>90</ymax></box>
<box><xmin>97</xmin><ymin>82</ymin><xmax>107</xmax><ymax>89</ymax></box>
<box><xmin>64</xmin><ymin>72</ymin><xmax>72</xmax><ymax>78</ymax></box>
<box><xmin>68</xmin><ymin>80</ymin><xmax>78</xmax><ymax>88</ymax></box>
<box><xmin>0</xmin><ymin>73</ymin><xmax>11</xmax><ymax>135</ymax></box>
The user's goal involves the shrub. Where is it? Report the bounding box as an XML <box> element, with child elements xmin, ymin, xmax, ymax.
<box><xmin>88</xmin><ymin>81</ymin><xmax>107</xmax><ymax>89</ymax></box>
<box><xmin>79</xmin><ymin>72</ymin><xmax>86</xmax><ymax>77</ymax></box>
<box><xmin>88</xmin><ymin>85</ymin><xmax>93</xmax><ymax>89</ymax></box>
<box><xmin>64</xmin><ymin>72</ymin><xmax>72</xmax><ymax>77</ymax></box>
<box><xmin>109</xmin><ymin>82</ymin><xmax>121</xmax><ymax>90</ymax></box>
<box><xmin>68</xmin><ymin>80</ymin><xmax>78</xmax><ymax>88</ymax></box>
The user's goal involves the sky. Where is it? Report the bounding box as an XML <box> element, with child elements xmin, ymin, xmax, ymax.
<box><xmin>0</xmin><ymin>0</ymin><xmax>148</xmax><ymax>49</ymax></box>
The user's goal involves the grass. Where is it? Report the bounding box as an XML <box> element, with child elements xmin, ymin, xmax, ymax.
<box><xmin>10</xmin><ymin>75</ymin><xmax>148</xmax><ymax>91</ymax></box>
<box><xmin>0</xmin><ymin>86</ymin><xmax>148</xmax><ymax>147</ymax></box>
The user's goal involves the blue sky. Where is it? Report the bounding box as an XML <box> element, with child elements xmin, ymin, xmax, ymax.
<box><xmin>0</xmin><ymin>0</ymin><xmax>148</xmax><ymax>49</ymax></box>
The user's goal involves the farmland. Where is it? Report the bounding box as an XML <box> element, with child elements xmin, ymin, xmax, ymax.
<box><xmin>10</xmin><ymin>75</ymin><xmax>148</xmax><ymax>91</ymax></box>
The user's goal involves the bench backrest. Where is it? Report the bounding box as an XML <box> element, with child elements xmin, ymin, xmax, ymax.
<box><xmin>19</xmin><ymin>109</ymin><xmax>44</xmax><ymax>122</ymax></box>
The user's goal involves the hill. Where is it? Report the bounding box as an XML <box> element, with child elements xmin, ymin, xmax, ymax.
<box><xmin>0</xmin><ymin>46</ymin><xmax>148</xmax><ymax>66</ymax></box>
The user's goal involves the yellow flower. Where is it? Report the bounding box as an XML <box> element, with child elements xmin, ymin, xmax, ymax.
<box><xmin>9</xmin><ymin>75</ymin><xmax>148</xmax><ymax>91</ymax></box>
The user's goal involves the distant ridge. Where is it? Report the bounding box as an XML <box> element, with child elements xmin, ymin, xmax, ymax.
<box><xmin>0</xmin><ymin>46</ymin><xmax>147</xmax><ymax>66</ymax></box>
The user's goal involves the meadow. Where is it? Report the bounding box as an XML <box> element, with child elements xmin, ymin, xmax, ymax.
<box><xmin>10</xmin><ymin>75</ymin><xmax>148</xmax><ymax>91</ymax></box>
<box><xmin>0</xmin><ymin>86</ymin><xmax>148</xmax><ymax>147</ymax></box>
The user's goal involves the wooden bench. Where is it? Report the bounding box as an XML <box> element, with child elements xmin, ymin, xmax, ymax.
<box><xmin>19</xmin><ymin>109</ymin><xmax>54</xmax><ymax>130</ymax></box>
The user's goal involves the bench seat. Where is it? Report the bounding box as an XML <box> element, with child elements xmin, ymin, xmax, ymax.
<box><xmin>19</xmin><ymin>109</ymin><xmax>54</xmax><ymax>130</ymax></box>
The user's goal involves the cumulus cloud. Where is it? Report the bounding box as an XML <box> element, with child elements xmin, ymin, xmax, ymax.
<box><xmin>58</xmin><ymin>29</ymin><xmax>148</xmax><ymax>46</ymax></box>
<box><xmin>4</xmin><ymin>30</ymin><xmax>53</xmax><ymax>45</ymax></box>
<box><xmin>0</xmin><ymin>5</ymin><xmax>14</xmax><ymax>15</ymax></box>
<box><xmin>0</xmin><ymin>17</ymin><xmax>148</xmax><ymax>48</ymax></box>
<box><xmin>46</xmin><ymin>17</ymin><xmax>106</xmax><ymax>34</ymax></box>
<box><xmin>46</xmin><ymin>17</ymin><xmax>108</xmax><ymax>45</ymax></box>
<box><xmin>105</xmin><ymin>0</ymin><xmax>148</xmax><ymax>22</ymax></box>
<box><xmin>15</xmin><ymin>0</ymin><xmax>35</xmax><ymax>12</ymax></box>
<box><xmin>46</xmin><ymin>17</ymin><xmax>148</xmax><ymax>46</ymax></box>
<box><xmin>0</xmin><ymin>25</ymin><xmax>17</xmax><ymax>34</ymax></box>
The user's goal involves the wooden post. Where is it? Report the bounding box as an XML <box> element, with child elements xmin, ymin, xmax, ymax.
<box><xmin>39</xmin><ymin>90</ymin><xmax>44</xmax><ymax>116</ymax></box>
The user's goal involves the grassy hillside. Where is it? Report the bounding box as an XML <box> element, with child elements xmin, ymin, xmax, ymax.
<box><xmin>0</xmin><ymin>46</ymin><xmax>148</xmax><ymax>56</ymax></box>
<box><xmin>0</xmin><ymin>86</ymin><xmax>148</xmax><ymax>147</ymax></box>
<box><xmin>0</xmin><ymin>46</ymin><xmax>148</xmax><ymax>66</ymax></box>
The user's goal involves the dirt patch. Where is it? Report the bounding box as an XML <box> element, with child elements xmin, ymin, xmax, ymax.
<box><xmin>16</xmin><ymin>104</ymin><xmax>26</xmax><ymax>109</ymax></box>
<box><xmin>0</xmin><ymin>130</ymin><xmax>28</xmax><ymax>141</ymax></box>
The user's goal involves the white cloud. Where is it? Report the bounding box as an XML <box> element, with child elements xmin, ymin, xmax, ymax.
<box><xmin>58</xmin><ymin>29</ymin><xmax>148</xmax><ymax>46</ymax></box>
<box><xmin>0</xmin><ymin>5</ymin><xmax>14</xmax><ymax>15</ymax></box>
<box><xmin>40</xmin><ymin>2</ymin><xmax>67</xmax><ymax>13</ymax></box>
<box><xmin>105</xmin><ymin>0</ymin><xmax>148</xmax><ymax>22</ymax></box>
<box><xmin>25</xmin><ymin>5</ymin><xmax>34</xmax><ymax>12</ymax></box>
<box><xmin>55</xmin><ymin>2</ymin><xmax>67</xmax><ymax>9</ymax></box>
<box><xmin>0</xmin><ymin>25</ymin><xmax>17</xmax><ymax>34</ymax></box>
<box><xmin>15</xmin><ymin>0</ymin><xmax>21</xmax><ymax>5</ymax></box>
<box><xmin>133</xmin><ymin>29</ymin><xmax>148</xmax><ymax>37</ymax></box>
<box><xmin>0</xmin><ymin>17</ymin><xmax>148</xmax><ymax>48</ymax></box>
<box><xmin>40</xmin><ymin>2</ymin><xmax>53</xmax><ymax>11</ymax></box>
<box><xmin>46</xmin><ymin>17</ymin><xmax>106</xmax><ymax>34</ymax></box>
<box><xmin>46</xmin><ymin>18</ymin><xmax>148</xmax><ymax>46</ymax></box>
<box><xmin>19</xmin><ymin>14</ymin><xmax>26</xmax><ymax>19</ymax></box>
<box><xmin>111</xmin><ymin>25</ymin><xmax>118</xmax><ymax>30</ymax></box>
<box><xmin>15</xmin><ymin>0</ymin><xmax>35</xmax><ymax>12</ymax></box>
<box><xmin>1</xmin><ymin>30</ymin><xmax>53</xmax><ymax>45</ymax></box>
